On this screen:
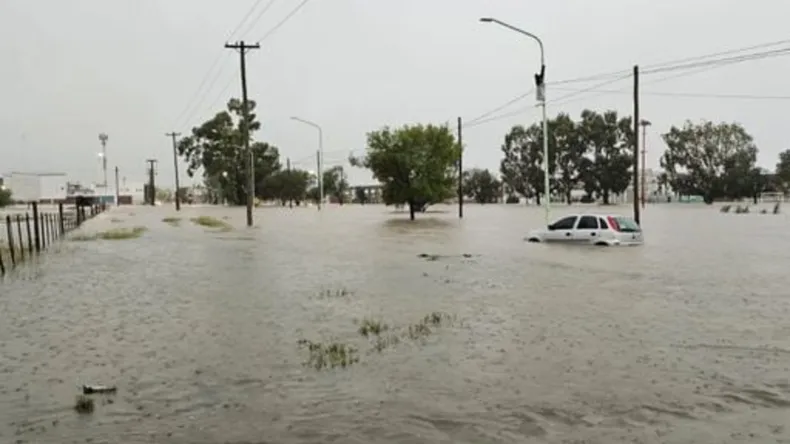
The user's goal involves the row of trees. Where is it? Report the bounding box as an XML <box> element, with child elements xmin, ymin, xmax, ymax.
<box><xmin>177</xmin><ymin>99</ymin><xmax>349</xmax><ymax>207</ymax></box>
<box><xmin>180</xmin><ymin>98</ymin><xmax>789</xmax><ymax>221</ymax></box>
<box><xmin>500</xmin><ymin>110</ymin><xmax>786</xmax><ymax>205</ymax></box>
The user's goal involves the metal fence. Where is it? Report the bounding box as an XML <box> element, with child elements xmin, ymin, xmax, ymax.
<box><xmin>0</xmin><ymin>202</ymin><xmax>106</xmax><ymax>275</ymax></box>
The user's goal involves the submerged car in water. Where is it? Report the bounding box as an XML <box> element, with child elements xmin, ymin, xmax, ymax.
<box><xmin>526</xmin><ymin>214</ymin><xmax>643</xmax><ymax>246</ymax></box>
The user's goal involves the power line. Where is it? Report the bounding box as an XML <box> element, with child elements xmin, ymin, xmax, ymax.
<box><xmin>642</xmin><ymin>47</ymin><xmax>790</xmax><ymax>75</ymax></box>
<box><xmin>238</xmin><ymin>0</ymin><xmax>279</xmax><ymax>39</ymax></box>
<box><xmin>552</xmin><ymin>87</ymin><xmax>790</xmax><ymax>101</ymax></box>
<box><xmin>256</xmin><ymin>0</ymin><xmax>313</xmax><ymax>43</ymax></box>
<box><xmin>465</xmin><ymin>89</ymin><xmax>534</xmax><ymax>126</ymax></box>
<box><xmin>172</xmin><ymin>0</ymin><xmax>279</xmax><ymax>130</ymax></box>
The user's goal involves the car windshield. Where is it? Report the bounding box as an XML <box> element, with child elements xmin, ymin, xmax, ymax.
<box><xmin>614</xmin><ymin>216</ymin><xmax>640</xmax><ymax>232</ymax></box>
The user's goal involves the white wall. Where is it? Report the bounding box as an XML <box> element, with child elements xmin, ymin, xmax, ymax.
<box><xmin>39</xmin><ymin>174</ymin><xmax>67</xmax><ymax>201</ymax></box>
<box><xmin>6</xmin><ymin>172</ymin><xmax>42</xmax><ymax>202</ymax></box>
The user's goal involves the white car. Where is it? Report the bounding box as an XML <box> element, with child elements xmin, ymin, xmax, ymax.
<box><xmin>526</xmin><ymin>213</ymin><xmax>643</xmax><ymax>246</ymax></box>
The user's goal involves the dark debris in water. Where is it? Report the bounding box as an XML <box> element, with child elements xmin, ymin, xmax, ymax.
<box><xmin>297</xmin><ymin>339</ymin><xmax>359</xmax><ymax>370</ymax></box>
<box><xmin>417</xmin><ymin>253</ymin><xmax>478</xmax><ymax>262</ymax></box>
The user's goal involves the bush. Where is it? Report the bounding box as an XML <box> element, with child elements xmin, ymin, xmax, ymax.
<box><xmin>0</xmin><ymin>188</ymin><xmax>11</xmax><ymax>207</ymax></box>
<box><xmin>505</xmin><ymin>195</ymin><xmax>520</xmax><ymax>204</ymax></box>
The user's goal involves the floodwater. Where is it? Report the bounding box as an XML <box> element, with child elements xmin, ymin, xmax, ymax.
<box><xmin>1</xmin><ymin>203</ymin><xmax>789</xmax><ymax>444</ymax></box>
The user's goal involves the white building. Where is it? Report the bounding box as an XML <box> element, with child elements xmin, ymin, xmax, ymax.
<box><xmin>3</xmin><ymin>172</ymin><xmax>68</xmax><ymax>203</ymax></box>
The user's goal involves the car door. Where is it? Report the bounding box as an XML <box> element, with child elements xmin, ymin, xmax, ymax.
<box><xmin>545</xmin><ymin>216</ymin><xmax>578</xmax><ymax>242</ymax></box>
<box><xmin>573</xmin><ymin>215</ymin><xmax>600</xmax><ymax>243</ymax></box>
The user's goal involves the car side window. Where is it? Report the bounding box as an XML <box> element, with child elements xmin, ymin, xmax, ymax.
<box><xmin>598</xmin><ymin>217</ymin><xmax>609</xmax><ymax>229</ymax></box>
<box><xmin>577</xmin><ymin>216</ymin><xmax>599</xmax><ymax>230</ymax></box>
<box><xmin>552</xmin><ymin>216</ymin><xmax>578</xmax><ymax>230</ymax></box>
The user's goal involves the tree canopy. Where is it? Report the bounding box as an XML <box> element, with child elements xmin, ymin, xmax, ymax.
<box><xmin>351</xmin><ymin>123</ymin><xmax>459</xmax><ymax>219</ymax></box>
<box><xmin>776</xmin><ymin>149</ymin><xmax>790</xmax><ymax>192</ymax></box>
<box><xmin>660</xmin><ymin>120</ymin><xmax>758</xmax><ymax>204</ymax></box>
<box><xmin>262</xmin><ymin>168</ymin><xmax>312</xmax><ymax>206</ymax></box>
<box><xmin>321</xmin><ymin>166</ymin><xmax>350</xmax><ymax>204</ymax></box>
<box><xmin>463</xmin><ymin>168</ymin><xmax>501</xmax><ymax>204</ymax></box>
<box><xmin>177</xmin><ymin>98</ymin><xmax>281</xmax><ymax>205</ymax></box>
<box><xmin>0</xmin><ymin>187</ymin><xmax>11</xmax><ymax>207</ymax></box>
<box><xmin>500</xmin><ymin>109</ymin><xmax>632</xmax><ymax>205</ymax></box>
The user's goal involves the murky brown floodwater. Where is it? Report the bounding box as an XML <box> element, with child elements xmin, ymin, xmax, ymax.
<box><xmin>1</xmin><ymin>203</ymin><xmax>789</xmax><ymax>444</ymax></box>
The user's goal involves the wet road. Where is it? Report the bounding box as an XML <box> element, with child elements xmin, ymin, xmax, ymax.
<box><xmin>1</xmin><ymin>203</ymin><xmax>789</xmax><ymax>444</ymax></box>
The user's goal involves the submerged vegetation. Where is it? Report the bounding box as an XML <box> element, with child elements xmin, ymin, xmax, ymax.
<box><xmin>70</xmin><ymin>226</ymin><xmax>147</xmax><ymax>241</ymax></box>
<box><xmin>191</xmin><ymin>216</ymin><xmax>232</xmax><ymax>231</ymax></box>
<box><xmin>162</xmin><ymin>216</ymin><xmax>181</xmax><ymax>226</ymax></box>
<box><xmin>298</xmin><ymin>311</ymin><xmax>454</xmax><ymax>371</ymax></box>
<box><xmin>74</xmin><ymin>395</ymin><xmax>95</xmax><ymax>414</ymax></box>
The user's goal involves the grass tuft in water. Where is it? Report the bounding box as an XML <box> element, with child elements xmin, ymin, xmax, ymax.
<box><xmin>357</xmin><ymin>318</ymin><xmax>388</xmax><ymax>337</ymax></box>
<box><xmin>406</xmin><ymin>311</ymin><xmax>454</xmax><ymax>340</ymax></box>
<box><xmin>297</xmin><ymin>339</ymin><xmax>359</xmax><ymax>370</ymax></box>
<box><xmin>191</xmin><ymin>216</ymin><xmax>232</xmax><ymax>231</ymax></box>
<box><xmin>109</xmin><ymin>217</ymin><xmax>123</xmax><ymax>223</ymax></box>
<box><xmin>318</xmin><ymin>288</ymin><xmax>353</xmax><ymax>299</ymax></box>
<box><xmin>74</xmin><ymin>395</ymin><xmax>95</xmax><ymax>414</ymax></box>
<box><xmin>70</xmin><ymin>226</ymin><xmax>147</xmax><ymax>242</ymax></box>
<box><xmin>162</xmin><ymin>217</ymin><xmax>181</xmax><ymax>226</ymax></box>
<box><xmin>720</xmin><ymin>205</ymin><xmax>731</xmax><ymax>213</ymax></box>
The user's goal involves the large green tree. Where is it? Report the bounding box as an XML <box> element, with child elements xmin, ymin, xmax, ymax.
<box><xmin>177</xmin><ymin>98</ymin><xmax>281</xmax><ymax>206</ymax></box>
<box><xmin>661</xmin><ymin>120</ymin><xmax>757</xmax><ymax>204</ymax></box>
<box><xmin>551</xmin><ymin>113</ymin><xmax>586</xmax><ymax>205</ymax></box>
<box><xmin>499</xmin><ymin>124</ymin><xmax>556</xmax><ymax>205</ymax></box>
<box><xmin>577</xmin><ymin>110</ymin><xmax>633</xmax><ymax>204</ymax></box>
<box><xmin>776</xmin><ymin>149</ymin><xmax>790</xmax><ymax>193</ymax></box>
<box><xmin>262</xmin><ymin>169</ymin><xmax>311</xmax><ymax>206</ymax></box>
<box><xmin>322</xmin><ymin>166</ymin><xmax>350</xmax><ymax>204</ymax></box>
<box><xmin>351</xmin><ymin>124</ymin><xmax>459</xmax><ymax>220</ymax></box>
<box><xmin>0</xmin><ymin>187</ymin><xmax>11</xmax><ymax>207</ymax></box>
<box><xmin>463</xmin><ymin>168</ymin><xmax>501</xmax><ymax>204</ymax></box>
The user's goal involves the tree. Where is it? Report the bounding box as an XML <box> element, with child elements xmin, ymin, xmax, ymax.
<box><xmin>463</xmin><ymin>168</ymin><xmax>501</xmax><ymax>204</ymax></box>
<box><xmin>0</xmin><ymin>187</ymin><xmax>11</xmax><ymax>207</ymax></box>
<box><xmin>551</xmin><ymin>113</ymin><xmax>586</xmax><ymax>204</ymax></box>
<box><xmin>661</xmin><ymin>120</ymin><xmax>757</xmax><ymax>204</ymax></box>
<box><xmin>262</xmin><ymin>169</ymin><xmax>311</xmax><ymax>206</ymax></box>
<box><xmin>177</xmin><ymin>98</ymin><xmax>281</xmax><ymax>206</ymax></box>
<box><xmin>577</xmin><ymin>110</ymin><xmax>633</xmax><ymax>204</ymax></box>
<box><xmin>499</xmin><ymin>124</ymin><xmax>556</xmax><ymax>205</ymax></box>
<box><xmin>776</xmin><ymin>149</ymin><xmax>790</xmax><ymax>193</ymax></box>
<box><xmin>322</xmin><ymin>166</ymin><xmax>350</xmax><ymax>204</ymax></box>
<box><xmin>350</xmin><ymin>124</ymin><xmax>459</xmax><ymax>220</ymax></box>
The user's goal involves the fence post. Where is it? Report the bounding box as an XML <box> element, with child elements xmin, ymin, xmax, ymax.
<box><xmin>16</xmin><ymin>215</ymin><xmax>25</xmax><ymax>261</ymax></box>
<box><xmin>0</xmin><ymin>242</ymin><xmax>5</xmax><ymax>275</ymax></box>
<box><xmin>5</xmin><ymin>215</ymin><xmax>15</xmax><ymax>267</ymax></box>
<box><xmin>41</xmin><ymin>213</ymin><xmax>47</xmax><ymax>250</ymax></box>
<box><xmin>32</xmin><ymin>202</ymin><xmax>41</xmax><ymax>253</ymax></box>
<box><xmin>50</xmin><ymin>214</ymin><xmax>55</xmax><ymax>241</ymax></box>
<box><xmin>25</xmin><ymin>213</ymin><xmax>33</xmax><ymax>255</ymax></box>
<box><xmin>58</xmin><ymin>203</ymin><xmax>65</xmax><ymax>234</ymax></box>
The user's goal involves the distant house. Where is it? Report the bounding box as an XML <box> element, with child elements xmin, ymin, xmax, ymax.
<box><xmin>4</xmin><ymin>171</ymin><xmax>68</xmax><ymax>203</ymax></box>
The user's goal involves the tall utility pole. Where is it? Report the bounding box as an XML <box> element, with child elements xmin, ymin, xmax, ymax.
<box><xmin>98</xmin><ymin>133</ymin><xmax>109</xmax><ymax>191</ymax></box>
<box><xmin>457</xmin><ymin>117</ymin><xmax>464</xmax><ymax>219</ymax></box>
<box><xmin>632</xmin><ymin>65</ymin><xmax>641</xmax><ymax>225</ymax></box>
<box><xmin>639</xmin><ymin>120</ymin><xmax>652</xmax><ymax>209</ymax></box>
<box><xmin>225</xmin><ymin>41</ymin><xmax>260</xmax><ymax>227</ymax></box>
<box><xmin>114</xmin><ymin>166</ymin><xmax>120</xmax><ymax>206</ymax></box>
<box><xmin>166</xmin><ymin>132</ymin><xmax>182</xmax><ymax>211</ymax></box>
<box><xmin>145</xmin><ymin>159</ymin><xmax>158</xmax><ymax>206</ymax></box>
<box><xmin>291</xmin><ymin>117</ymin><xmax>324</xmax><ymax>210</ymax></box>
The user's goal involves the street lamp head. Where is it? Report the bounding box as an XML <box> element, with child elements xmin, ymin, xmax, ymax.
<box><xmin>640</xmin><ymin>119</ymin><xmax>652</xmax><ymax>127</ymax></box>
<box><xmin>98</xmin><ymin>133</ymin><xmax>108</xmax><ymax>143</ymax></box>
<box><xmin>479</xmin><ymin>17</ymin><xmax>493</xmax><ymax>23</ymax></box>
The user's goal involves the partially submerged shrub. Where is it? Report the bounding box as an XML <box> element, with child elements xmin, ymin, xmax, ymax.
<box><xmin>720</xmin><ymin>205</ymin><xmax>731</xmax><ymax>213</ymax></box>
<box><xmin>317</xmin><ymin>288</ymin><xmax>353</xmax><ymax>299</ymax></box>
<box><xmin>70</xmin><ymin>226</ymin><xmax>147</xmax><ymax>242</ymax></box>
<box><xmin>297</xmin><ymin>339</ymin><xmax>359</xmax><ymax>370</ymax></box>
<box><xmin>162</xmin><ymin>217</ymin><xmax>181</xmax><ymax>226</ymax></box>
<box><xmin>357</xmin><ymin>318</ymin><xmax>388</xmax><ymax>337</ymax></box>
<box><xmin>191</xmin><ymin>216</ymin><xmax>231</xmax><ymax>231</ymax></box>
<box><xmin>74</xmin><ymin>395</ymin><xmax>94</xmax><ymax>414</ymax></box>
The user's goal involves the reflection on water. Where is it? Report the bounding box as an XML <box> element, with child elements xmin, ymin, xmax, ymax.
<box><xmin>1</xmin><ymin>203</ymin><xmax>789</xmax><ymax>443</ymax></box>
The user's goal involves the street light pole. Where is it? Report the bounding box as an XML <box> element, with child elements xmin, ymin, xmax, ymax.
<box><xmin>640</xmin><ymin>120</ymin><xmax>651</xmax><ymax>209</ymax></box>
<box><xmin>291</xmin><ymin>117</ymin><xmax>324</xmax><ymax>210</ymax></box>
<box><xmin>98</xmin><ymin>133</ymin><xmax>108</xmax><ymax>191</ymax></box>
<box><xmin>480</xmin><ymin>17</ymin><xmax>550</xmax><ymax>225</ymax></box>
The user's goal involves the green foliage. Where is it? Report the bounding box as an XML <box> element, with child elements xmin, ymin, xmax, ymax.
<box><xmin>177</xmin><ymin>98</ymin><xmax>281</xmax><ymax>206</ymax></box>
<box><xmin>352</xmin><ymin>123</ymin><xmax>460</xmax><ymax>220</ymax></box>
<box><xmin>354</xmin><ymin>187</ymin><xmax>367</xmax><ymax>204</ymax></box>
<box><xmin>71</xmin><ymin>227</ymin><xmax>147</xmax><ymax>241</ymax></box>
<box><xmin>463</xmin><ymin>168</ymin><xmax>501</xmax><ymax>204</ymax></box>
<box><xmin>262</xmin><ymin>169</ymin><xmax>311</xmax><ymax>205</ymax></box>
<box><xmin>499</xmin><ymin>110</ymin><xmax>631</xmax><ymax>205</ymax></box>
<box><xmin>191</xmin><ymin>216</ymin><xmax>232</xmax><ymax>231</ymax></box>
<box><xmin>322</xmin><ymin>166</ymin><xmax>349</xmax><ymax>204</ymax></box>
<box><xmin>661</xmin><ymin>120</ymin><xmax>758</xmax><ymax>204</ymax></box>
<box><xmin>0</xmin><ymin>187</ymin><xmax>11</xmax><ymax>207</ymax></box>
<box><xmin>776</xmin><ymin>149</ymin><xmax>790</xmax><ymax>192</ymax></box>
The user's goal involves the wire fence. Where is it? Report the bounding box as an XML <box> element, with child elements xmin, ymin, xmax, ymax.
<box><xmin>0</xmin><ymin>202</ymin><xmax>106</xmax><ymax>276</ymax></box>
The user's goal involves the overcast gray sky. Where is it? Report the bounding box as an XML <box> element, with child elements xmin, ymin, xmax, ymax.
<box><xmin>1</xmin><ymin>0</ymin><xmax>789</xmax><ymax>187</ymax></box>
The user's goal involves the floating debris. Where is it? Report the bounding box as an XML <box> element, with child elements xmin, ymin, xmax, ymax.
<box><xmin>82</xmin><ymin>384</ymin><xmax>117</xmax><ymax>395</ymax></box>
<box><xmin>74</xmin><ymin>395</ymin><xmax>95</xmax><ymax>414</ymax></box>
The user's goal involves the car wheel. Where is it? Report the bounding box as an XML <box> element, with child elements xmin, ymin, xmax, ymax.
<box><xmin>527</xmin><ymin>237</ymin><xmax>541</xmax><ymax>243</ymax></box>
<box><xmin>594</xmin><ymin>241</ymin><xmax>609</xmax><ymax>247</ymax></box>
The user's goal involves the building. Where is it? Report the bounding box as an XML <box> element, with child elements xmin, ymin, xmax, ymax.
<box><xmin>3</xmin><ymin>172</ymin><xmax>68</xmax><ymax>203</ymax></box>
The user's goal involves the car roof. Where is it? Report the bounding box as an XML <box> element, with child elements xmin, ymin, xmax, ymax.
<box><xmin>559</xmin><ymin>214</ymin><xmax>634</xmax><ymax>218</ymax></box>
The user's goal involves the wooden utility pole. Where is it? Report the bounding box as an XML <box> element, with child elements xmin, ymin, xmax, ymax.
<box><xmin>632</xmin><ymin>65</ymin><xmax>641</xmax><ymax>225</ymax></box>
<box><xmin>457</xmin><ymin>117</ymin><xmax>463</xmax><ymax>219</ymax></box>
<box><xmin>315</xmin><ymin>150</ymin><xmax>321</xmax><ymax>210</ymax></box>
<box><xmin>166</xmin><ymin>132</ymin><xmax>182</xmax><ymax>211</ymax></box>
<box><xmin>145</xmin><ymin>159</ymin><xmax>158</xmax><ymax>206</ymax></box>
<box><xmin>114</xmin><ymin>166</ymin><xmax>120</xmax><ymax>206</ymax></box>
<box><xmin>225</xmin><ymin>41</ymin><xmax>260</xmax><ymax>227</ymax></box>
